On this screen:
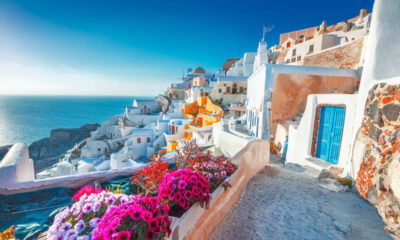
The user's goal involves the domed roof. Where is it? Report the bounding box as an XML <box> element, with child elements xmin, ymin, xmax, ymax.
<box><xmin>192</xmin><ymin>67</ymin><xmax>206</xmax><ymax>75</ymax></box>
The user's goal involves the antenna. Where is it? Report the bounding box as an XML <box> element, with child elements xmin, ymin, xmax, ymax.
<box><xmin>262</xmin><ymin>25</ymin><xmax>275</xmax><ymax>41</ymax></box>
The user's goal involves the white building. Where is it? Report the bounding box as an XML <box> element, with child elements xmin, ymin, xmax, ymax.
<box><xmin>245</xmin><ymin>64</ymin><xmax>360</xmax><ymax>140</ymax></box>
<box><xmin>132</xmin><ymin>98</ymin><xmax>161</xmax><ymax>114</ymax></box>
<box><xmin>210</xmin><ymin>76</ymin><xmax>247</xmax><ymax>105</ymax></box>
<box><xmin>185</xmin><ymin>86</ymin><xmax>213</xmax><ymax>103</ymax></box>
<box><xmin>226</xmin><ymin>52</ymin><xmax>256</xmax><ymax>77</ymax></box>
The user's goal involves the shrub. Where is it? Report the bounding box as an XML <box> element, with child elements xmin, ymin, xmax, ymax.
<box><xmin>92</xmin><ymin>196</ymin><xmax>171</xmax><ymax>240</ymax></box>
<box><xmin>174</xmin><ymin>142</ymin><xmax>202</xmax><ymax>169</ymax></box>
<box><xmin>48</xmin><ymin>190</ymin><xmax>132</xmax><ymax>239</ymax></box>
<box><xmin>158</xmin><ymin>169</ymin><xmax>210</xmax><ymax>211</ymax></box>
<box><xmin>130</xmin><ymin>156</ymin><xmax>172</xmax><ymax>196</ymax></box>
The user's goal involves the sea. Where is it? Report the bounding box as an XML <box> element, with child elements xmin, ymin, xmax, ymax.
<box><xmin>0</xmin><ymin>95</ymin><xmax>154</xmax><ymax>146</ymax></box>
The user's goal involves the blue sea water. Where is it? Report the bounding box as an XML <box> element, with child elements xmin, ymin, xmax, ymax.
<box><xmin>0</xmin><ymin>95</ymin><xmax>153</xmax><ymax>146</ymax></box>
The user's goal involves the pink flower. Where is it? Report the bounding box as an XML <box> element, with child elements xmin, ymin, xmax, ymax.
<box><xmin>178</xmin><ymin>180</ymin><xmax>187</xmax><ymax>190</ymax></box>
<box><xmin>149</xmin><ymin>218</ymin><xmax>160</xmax><ymax>233</ymax></box>
<box><xmin>184</xmin><ymin>191</ymin><xmax>193</xmax><ymax>201</ymax></box>
<box><xmin>141</xmin><ymin>210</ymin><xmax>153</xmax><ymax>222</ymax></box>
<box><xmin>129</xmin><ymin>206</ymin><xmax>142</xmax><ymax>221</ymax></box>
<box><xmin>116</xmin><ymin>231</ymin><xmax>131</xmax><ymax>240</ymax></box>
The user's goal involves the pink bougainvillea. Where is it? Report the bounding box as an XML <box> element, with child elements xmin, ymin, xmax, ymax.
<box><xmin>158</xmin><ymin>169</ymin><xmax>210</xmax><ymax>210</ymax></box>
<box><xmin>92</xmin><ymin>196</ymin><xmax>171</xmax><ymax>240</ymax></box>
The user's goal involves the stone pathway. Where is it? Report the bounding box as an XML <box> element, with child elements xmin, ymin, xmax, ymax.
<box><xmin>211</xmin><ymin>162</ymin><xmax>393</xmax><ymax>240</ymax></box>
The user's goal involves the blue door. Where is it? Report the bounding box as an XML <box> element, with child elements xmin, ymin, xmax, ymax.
<box><xmin>316</xmin><ymin>107</ymin><xmax>345</xmax><ymax>164</ymax></box>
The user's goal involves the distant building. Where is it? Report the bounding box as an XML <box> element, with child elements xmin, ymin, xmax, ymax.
<box><xmin>210</xmin><ymin>75</ymin><xmax>247</xmax><ymax>105</ymax></box>
<box><xmin>222</xmin><ymin>58</ymin><xmax>241</xmax><ymax>74</ymax></box>
<box><xmin>277</xmin><ymin>9</ymin><xmax>371</xmax><ymax>66</ymax></box>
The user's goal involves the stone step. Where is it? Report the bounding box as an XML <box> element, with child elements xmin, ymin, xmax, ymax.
<box><xmin>304</xmin><ymin>157</ymin><xmax>332</xmax><ymax>171</ymax></box>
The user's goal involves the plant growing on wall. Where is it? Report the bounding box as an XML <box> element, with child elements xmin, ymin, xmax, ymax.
<box><xmin>130</xmin><ymin>156</ymin><xmax>172</xmax><ymax>196</ymax></box>
<box><xmin>92</xmin><ymin>196</ymin><xmax>171</xmax><ymax>240</ymax></box>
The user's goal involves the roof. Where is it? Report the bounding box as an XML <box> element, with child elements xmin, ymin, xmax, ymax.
<box><xmin>222</xmin><ymin>58</ymin><xmax>241</xmax><ymax>71</ymax></box>
<box><xmin>130</xmin><ymin>128</ymin><xmax>154</xmax><ymax>136</ymax></box>
<box><xmin>217</xmin><ymin>76</ymin><xmax>248</xmax><ymax>82</ymax></box>
<box><xmin>192</xmin><ymin>67</ymin><xmax>206</xmax><ymax>74</ymax></box>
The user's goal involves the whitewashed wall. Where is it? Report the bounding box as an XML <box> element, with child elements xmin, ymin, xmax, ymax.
<box><xmin>0</xmin><ymin>143</ymin><xmax>34</xmax><ymax>188</ymax></box>
<box><xmin>286</xmin><ymin>94</ymin><xmax>358</xmax><ymax>176</ymax></box>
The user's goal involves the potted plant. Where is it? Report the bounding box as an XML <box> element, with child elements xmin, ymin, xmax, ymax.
<box><xmin>92</xmin><ymin>196</ymin><xmax>171</xmax><ymax>240</ymax></box>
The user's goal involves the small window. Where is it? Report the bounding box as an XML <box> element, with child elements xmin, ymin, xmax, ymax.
<box><xmin>292</xmin><ymin>49</ymin><xmax>296</xmax><ymax>57</ymax></box>
<box><xmin>240</xmin><ymin>87</ymin><xmax>244</xmax><ymax>93</ymax></box>
<box><xmin>297</xmin><ymin>56</ymin><xmax>301</xmax><ymax>61</ymax></box>
<box><xmin>226</xmin><ymin>87</ymin><xmax>230</xmax><ymax>93</ymax></box>
<box><xmin>97</xmin><ymin>148</ymin><xmax>101</xmax><ymax>151</ymax></box>
<box><xmin>147</xmin><ymin>137</ymin><xmax>150</xmax><ymax>142</ymax></box>
<box><xmin>291</xmin><ymin>58</ymin><xmax>296</xmax><ymax>63</ymax></box>
<box><xmin>309</xmin><ymin>44</ymin><xmax>314</xmax><ymax>53</ymax></box>
<box><xmin>218</xmin><ymin>89</ymin><xmax>222</xmax><ymax>93</ymax></box>
<box><xmin>223</xmin><ymin>83</ymin><xmax>226</xmax><ymax>86</ymax></box>
<box><xmin>137</xmin><ymin>138</ymin><xmax>141</xmax><ymax>144</ymax></box>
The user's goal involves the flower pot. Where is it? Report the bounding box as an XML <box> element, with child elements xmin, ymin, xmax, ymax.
<box><xmin>167</xmin><ymin>202</ymin><xmax>205</xmax><ymax>240</ymax></box>
<box><xmin>205</xmin><ymin>166</ymin><xmax>240</xmax><ymax>209</ymax></box>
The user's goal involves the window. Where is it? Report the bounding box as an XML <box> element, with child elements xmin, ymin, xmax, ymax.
<box><xmin>147</xmin><ymin>137</ymin><xmax>150</xmax><ymax>142</ymax></box>
<box><xmin>297</xmin><ymin>56</ymin><xmax>301</xmax><ymax>61</ymax></box>
<box><xmin>292</xmin><ymin>49</ymin><xmax>296</xmax><ymax>57</ymax></box>
<box><xmin>137</xmin><ymin>138</ymin><xmax>141</xmax><ymax>144</ymax></box>
<box><xmin>240</xmin><ymin>87</ymin><xmax>244</xmax><ymax>93</ymax></box>
<box><xmin>291</xmin><ymin>58</ymin><xmax>296</xmax><ymax>63</ymax></box>
<box><xmin>226</xmin><ymin>87</ymin><xmax>230</xmax><ymax>93</ymax></box>
<box><xmin>223</xmin><ymin>83</ymin><xmax>226</xmax><ymax>86</ymax></box>
<box><xmin>309</xmin><ymin>44</ymin><xmax>314</xmax><ymax>53</ymax></box>
<box><xmin>218</xmin><ymin>88</ymin><xmax>222</xmax><ymax>93</ymax></box>
<box><xmin>232</xmin><ymin>83</ymin><xmax>238</xmax><ymax>94</ymax></box>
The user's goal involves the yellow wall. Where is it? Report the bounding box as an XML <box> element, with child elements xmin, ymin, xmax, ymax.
<box><xmin>167</xmin><ymin>141</ymin><xmax>178</xmax><ymax>152</ymax></box>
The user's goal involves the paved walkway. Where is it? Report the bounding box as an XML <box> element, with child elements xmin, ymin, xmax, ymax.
<box><xmin>211</xmin><ymin>162</ymin><xmax>393</xmax><ymax>240</ymax></box>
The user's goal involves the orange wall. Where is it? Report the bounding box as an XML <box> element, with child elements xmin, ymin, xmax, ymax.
<box><xmin>270</xmin><ymin>73</ymin><xmax>359</xmax><ymax>137</ymax></box>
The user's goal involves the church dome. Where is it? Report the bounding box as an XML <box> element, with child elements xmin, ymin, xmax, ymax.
<box><xmin>192</xmin><ymin>67</ymin><xmax>206</xmax><ymax>75</ymax></box>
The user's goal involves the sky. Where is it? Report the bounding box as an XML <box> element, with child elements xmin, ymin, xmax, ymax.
<box><xmin>0</xmin><ymin>0</ymin><xmax>374</xmax><ymax>96</ymax></box>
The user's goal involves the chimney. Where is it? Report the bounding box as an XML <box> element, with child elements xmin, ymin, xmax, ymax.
<box><xmin>360</xmin><ymin>9</ymin><xmax>367</xmax><ymax>18</ymax></box>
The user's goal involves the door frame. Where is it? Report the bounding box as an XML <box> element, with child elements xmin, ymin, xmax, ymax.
<box><xmin>311</xmin><ymin>104</ymin><xmax>346</xmax><ymax>164</ymax></box>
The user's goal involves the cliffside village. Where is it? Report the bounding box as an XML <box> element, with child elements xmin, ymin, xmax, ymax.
<box><xmin>2</xmin><ymin>3</ymin><xmax>400</xmax><ymax>235</ymax></box>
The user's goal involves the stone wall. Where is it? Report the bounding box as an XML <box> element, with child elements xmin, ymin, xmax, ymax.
<box><xmin>355</xmin><ymin>82</ymin><xmax>400</xmax><ymax>235</ymax></box>
<box><xmin>303</xmin><ymin>38</ymin><xmax>364</xmax><ymax>69</ymax></box>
